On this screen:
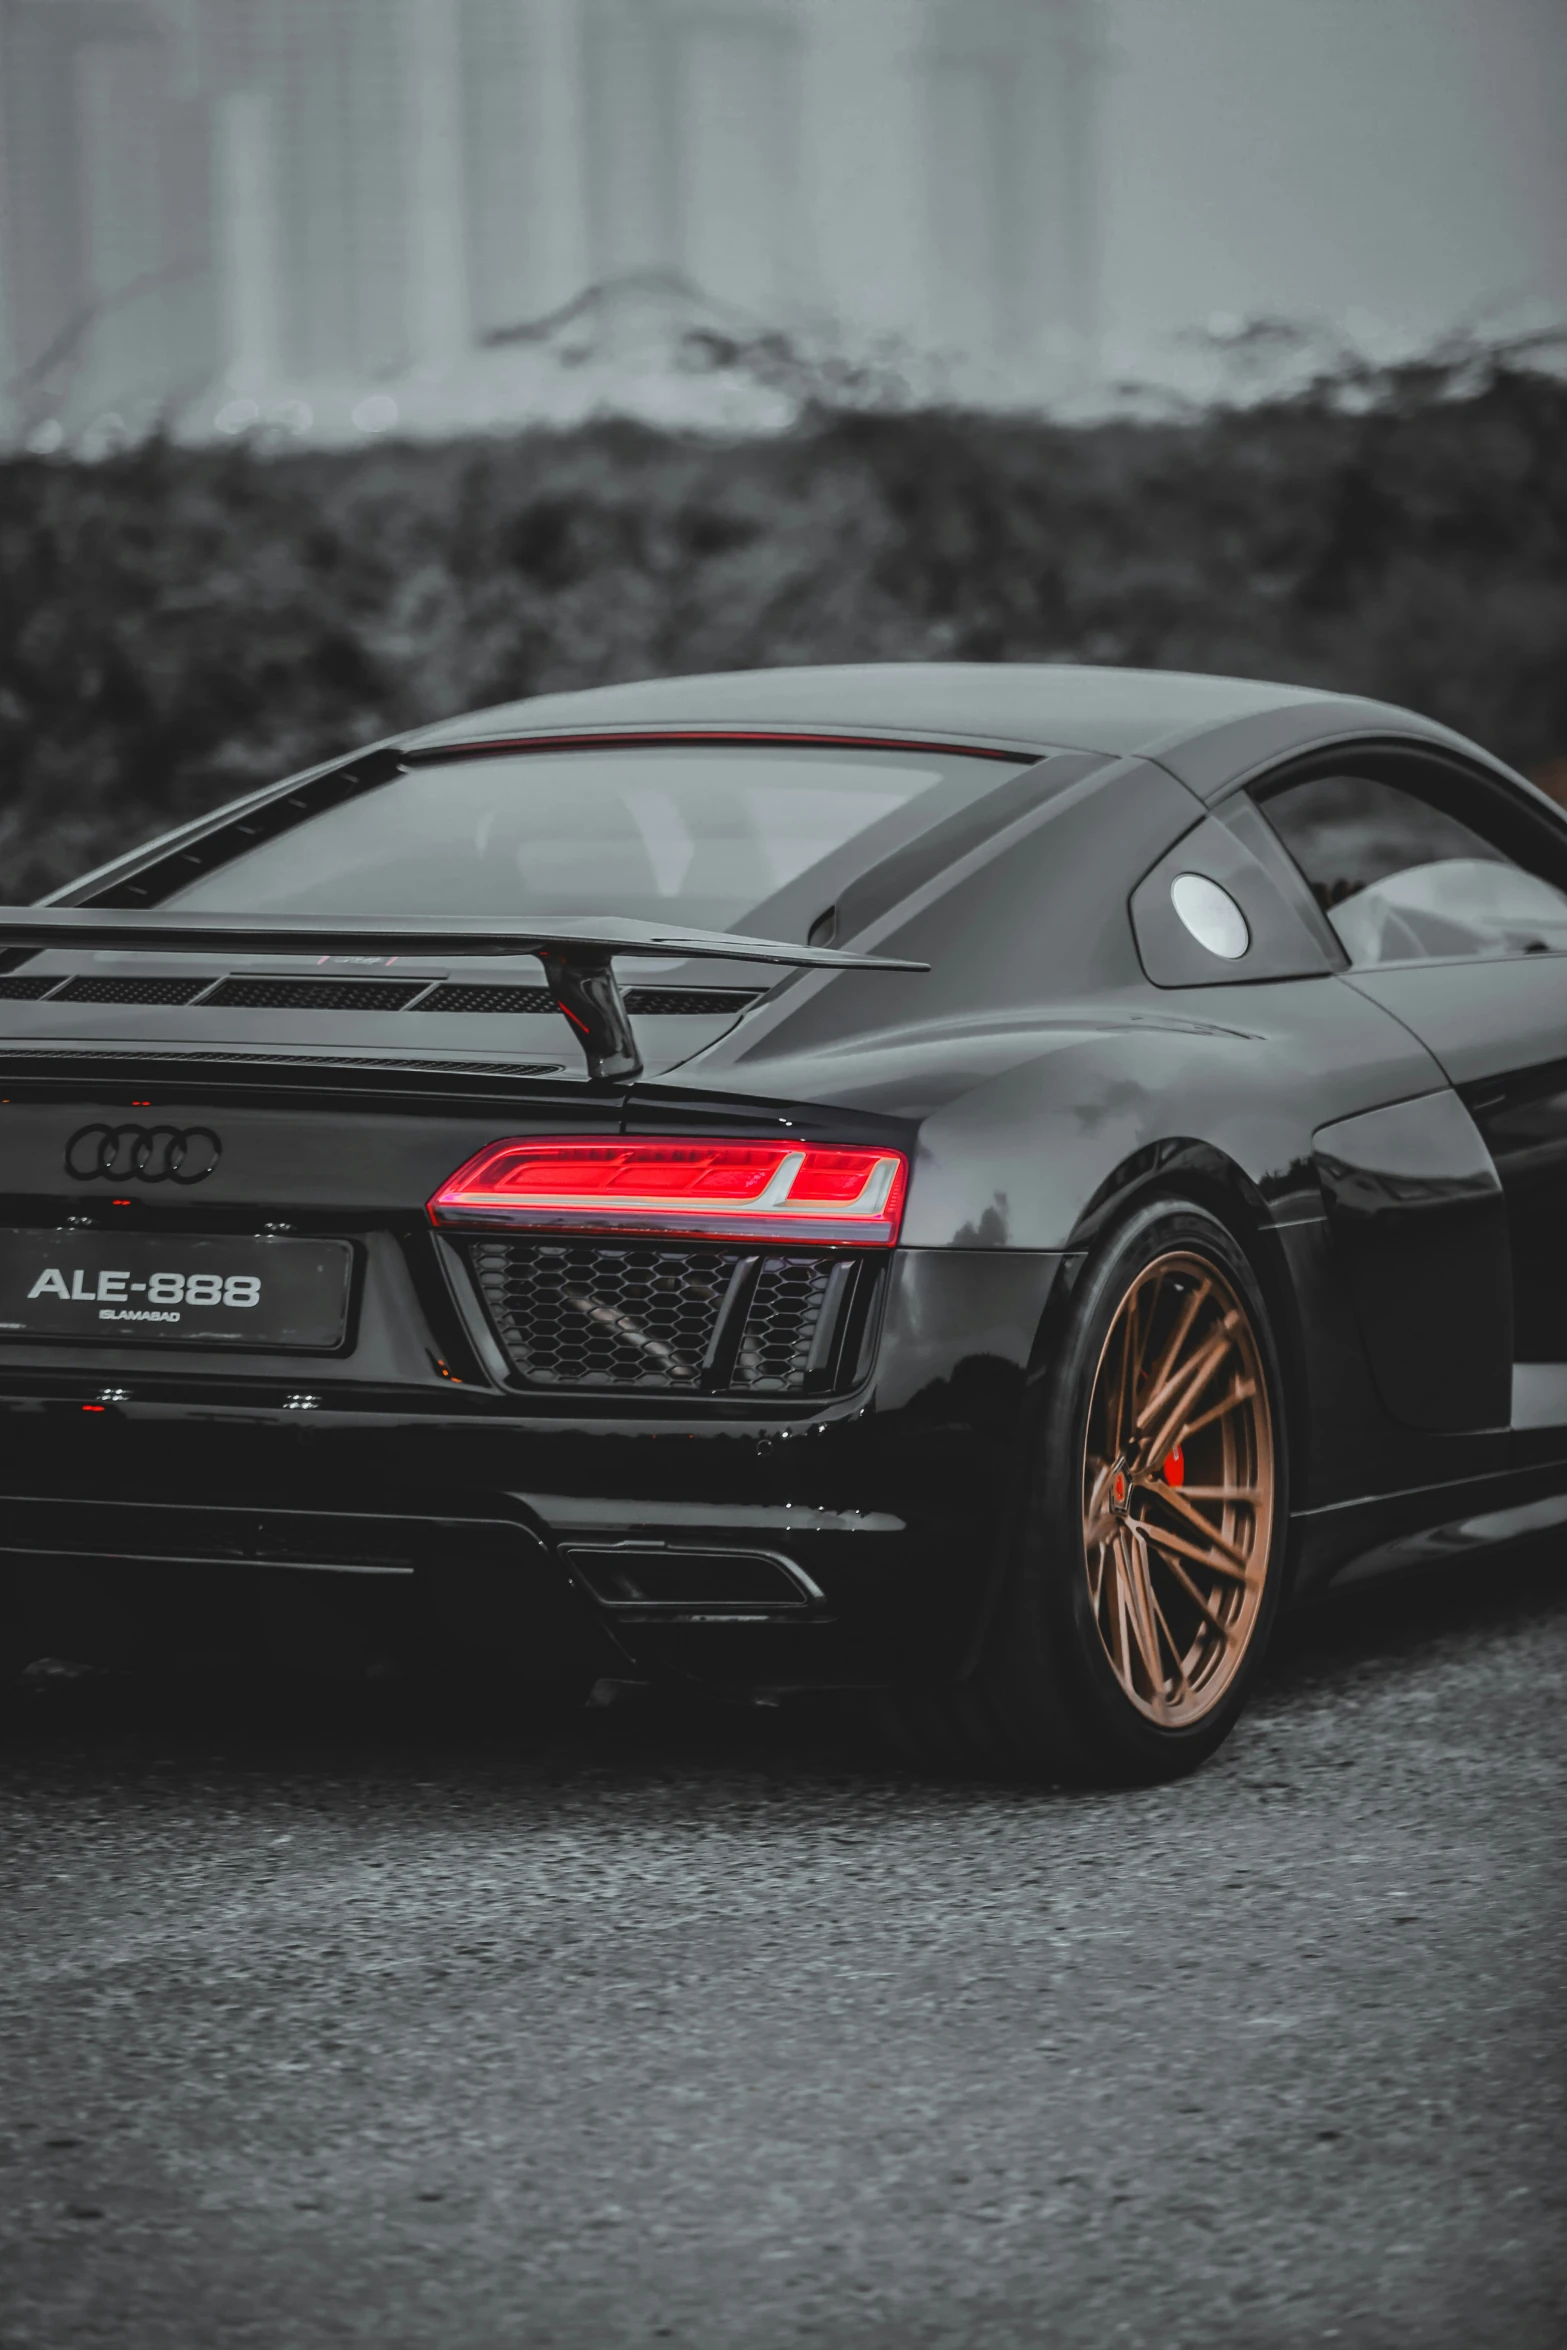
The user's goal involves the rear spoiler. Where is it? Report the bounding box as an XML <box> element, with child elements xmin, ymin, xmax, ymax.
<box><xmin>0</xmin><ymin>909</ymin><xmax>927</xmax><ymax>1084</ymax></box>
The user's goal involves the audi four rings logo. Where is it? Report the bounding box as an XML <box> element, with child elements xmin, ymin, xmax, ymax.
<box><xmin>65</xmin><ymin>1125</ymin><xmax>222</xmax><ymax>1184</ymax></box>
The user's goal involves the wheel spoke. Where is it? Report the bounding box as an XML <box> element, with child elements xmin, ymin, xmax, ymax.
<box><xmin>1134</xmin><ymin>1277</ymin><xmax>1211</xmax><ymax>1434</ymax></box>
<box><xmin>1141</xmin><ymin>1548</ymin><xmax>1196</xmax><ymax>1700</ymax></box>
<box><xmin>1154</xmin><ymin>1548</ymin><xmax>1245</xmax><ymax>1646</ymax></box>
<box><xmin>1139</xmin><ymin>1324</ymin><xmax>1235</xmax><ymax>1467</ymax></box>
<box><xmin>1140</xmin><ymin>1515</ymin><xmax>1259</xmax><ymax>1588</ymax></box>
<box><xmin>1166</xmin><ymin>1377</ymin><xmax>1257</xmax><ymax>1455</ymax></box>
<box><xmin>1109</xmin><ymin>1283</ymin><xmax>1144</xmax><ymax>1457</ymax></box>
<box><xmin>1106</xmin><ymin>1544</ymin><xmax>1135</xmax><ymax>1686</ymax></box>
<box><xmin>1140</xmin><ymin>1481</ymin><xmax>1254</xmax><ymax>1569</ymax></box>
<box><xmin>1117</xmin><ymin>1533</ymin><xmax>1168</xmax><ymax>1717</ymax></box>
<box><xmin>1126</xmin><ymin>1533</ymin><xmax>1179</xmax><ymax>1718</ymax></box>
<box><xmin>1086</xmin><ymin>1455</ymin><xmax>1118</xmax><ymax>1522</ymax></box>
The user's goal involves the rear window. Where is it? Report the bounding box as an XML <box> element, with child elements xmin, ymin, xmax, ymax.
<box><xmin>165</xmin><ymin>747</ymin><xmax>1018</xmax><ymax>937</ymax></box>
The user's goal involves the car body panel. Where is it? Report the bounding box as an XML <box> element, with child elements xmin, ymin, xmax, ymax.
<box><xmin>1346</xmin><ymin>961</ymin><xmax>1567</xmax><ymax>1400</ymax></box>
<box><xmin>0</xmin><ymin>1244</ymin><xmax>1067</xmax><ymax>1686</ymax></box>
<box><xmin>1311</xmin><ymin>1091</ymin><xmax>1513</xmax><ymax>1434</ymax></box>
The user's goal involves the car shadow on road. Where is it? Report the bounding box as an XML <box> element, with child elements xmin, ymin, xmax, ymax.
<box><xmin>1260</xmin><ymin>1528</ymin><xmax>1567</xmax><ymax>1694</ymax></box>
<box><xmin>3</xmin><ymin>1532</ymin><xmax>1563</xmax><ymax>1796</ymax></box>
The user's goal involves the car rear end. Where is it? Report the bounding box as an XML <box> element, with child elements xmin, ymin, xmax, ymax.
<box><xmin>0</xmin><ymin>1045</ymin><xmax>1045</xmax><ymax>1695</ymax></box>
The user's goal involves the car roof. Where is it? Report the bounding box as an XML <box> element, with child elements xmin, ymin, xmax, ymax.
<box><xmin>404</xmin><ymin>661</ymin><xmax>1473</xmax><ymax>774</ymax></box>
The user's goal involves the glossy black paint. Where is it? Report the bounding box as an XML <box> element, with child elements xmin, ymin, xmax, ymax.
<box><xmin>0</xmin><ymin>1235</ymin><xmax>1064</xmax><ymax>1687</ymax></box>
<box><xmin>1312</xmin><ymin>1092</ymin><xmax>1512</xmax><ymax>1433</ymax></box>
<box><xmin>5</xmin><ymin>664</ymin><xmax>1567</xmax><ymax>1691</ymax></box>
<box><xmin>1465</xmin><ymin>1054</ymin><xmax>1567</xmax><ymax>1368</ymax></box>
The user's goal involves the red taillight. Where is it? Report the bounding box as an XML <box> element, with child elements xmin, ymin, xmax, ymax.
<box><xmin>428</xmin><ymin>1137</ymin><xmax>909</xmax><ymax>1245</ymax></box>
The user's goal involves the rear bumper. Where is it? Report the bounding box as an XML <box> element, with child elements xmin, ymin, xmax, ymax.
<box><xmin>0</xmin><ymin>1249</ymin><xmax>1067</xmax><ymax>1690</ymax></box>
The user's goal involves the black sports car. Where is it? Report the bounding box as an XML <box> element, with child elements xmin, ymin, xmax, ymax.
<box><xmin>3</xmin><ymin>663</ymin><xmax>1565</xmax><ymax>1779</ymax></box>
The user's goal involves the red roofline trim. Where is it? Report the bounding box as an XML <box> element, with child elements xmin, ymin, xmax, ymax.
<box><xmin>404</xmin><ymin>730</ymin><xmax>1031</xmax><ymax>766</ymax></box>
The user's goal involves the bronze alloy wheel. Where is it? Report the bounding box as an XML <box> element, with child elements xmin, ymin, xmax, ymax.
<box><xmin>1082</xmin><ymin>1248</ymin><xmax>1275</xmax><ymax>1727</ymax></box>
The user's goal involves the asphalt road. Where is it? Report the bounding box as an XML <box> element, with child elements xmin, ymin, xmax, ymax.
<box><xmin>1</xmin><ymin>1548</ymin><xmax>1563</xmax><ymax>2350</ymax></box>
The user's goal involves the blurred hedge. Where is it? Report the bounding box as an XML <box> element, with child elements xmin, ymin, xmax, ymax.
<box><xmin>2</xmin><ymin>353</ymin><xmax>1565</xmax><ymax>902</ymax></box>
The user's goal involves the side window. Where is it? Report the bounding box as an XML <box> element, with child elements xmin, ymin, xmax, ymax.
<box><xmin>1254</xmin><ymin>770</ymin><xmax>1567</xmax><ymax>967</ymax></box>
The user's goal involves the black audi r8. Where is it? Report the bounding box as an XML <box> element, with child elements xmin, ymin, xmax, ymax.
<box><xmin>2</xmin><ymin>663</ymin><xmax>1565</xmax><ymax>1780</ymax></box>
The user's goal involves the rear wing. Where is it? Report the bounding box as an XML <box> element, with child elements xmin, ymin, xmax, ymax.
<box><xmin>0</xmin><ymin>909</ymin><xmax>927</xmax><ymax>1084</ymax></box>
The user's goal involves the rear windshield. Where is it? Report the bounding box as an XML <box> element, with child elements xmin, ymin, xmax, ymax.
<box><xmin>164</xmin><ymin>747</ymin><xmax>1019</xmax><ymax>937</ymax></box>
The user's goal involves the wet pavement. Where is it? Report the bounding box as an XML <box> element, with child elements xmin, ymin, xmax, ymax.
<box><xmin>1</xmin><ymin>1546</ymin><xmax>1564</xmax><ymax>2350</ymax></box>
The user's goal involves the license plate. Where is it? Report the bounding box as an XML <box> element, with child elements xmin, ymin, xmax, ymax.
<box><xmin>0</xmin><ymin>1233</ymin><xmax>354</xmax><ymax>1351</ymax></box>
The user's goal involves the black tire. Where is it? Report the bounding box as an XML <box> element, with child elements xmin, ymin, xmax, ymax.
<box><xmin>886</xmin><ymin>1196</ymin><xmax>1290</xmax><ymax>1785</ymax></box>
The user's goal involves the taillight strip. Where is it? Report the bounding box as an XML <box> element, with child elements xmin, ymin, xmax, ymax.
<box><xmin>429</xmin><ymin>1137</ymin><xmax>910</xmax><ymax>1246</ymax></box>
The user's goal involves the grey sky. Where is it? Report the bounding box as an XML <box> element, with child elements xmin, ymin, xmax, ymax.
<box><xmin>1101</xmin><ymin>0</ymin><xmax>1567</xmax><ymax>364</ymax></box>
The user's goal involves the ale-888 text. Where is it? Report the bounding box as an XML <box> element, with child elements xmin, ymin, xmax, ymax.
<box><xmin>24</xmin><ymin>1266</ymin><xmax>264</xmax><ymax>1307</ymax></box>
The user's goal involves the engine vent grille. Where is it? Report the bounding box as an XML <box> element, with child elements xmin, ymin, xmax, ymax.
<box><xmin>414</xmin><ymin>985</ymin><xmax>759</xmax><ymax>1018</ymax></box>
<box><xmin>52</xmin><ymin>976</ymin><xmax>207</xmax><ymax>1006</ymax></box>
<box><xmin>206</xmin><ymin>976</ymin><xmax>429</xmax><ymax>1012</ymax></box>
<box><xmin>419</xmin><ymin>983</ymin><xmax>553</xmax><ymax>1015</ymax></box>
<box><xmin>0</xmin><ymin>1045</ymin><xmax>564</xmax><ymax>1079</ymax></box>
<box><xmin>623</xmin><ymin>989</ymin><xmax>761</xmax><ymax>1017</ymax></box>
<box><xmin>2</xmin><ymin>974</ymin><xmax>761</xmax><ymax>1021</ymax></box>
<box><xmin>465</xmin><ymin>1240</ymin><xmax>874</xmax><ymax>1398</ymax></box>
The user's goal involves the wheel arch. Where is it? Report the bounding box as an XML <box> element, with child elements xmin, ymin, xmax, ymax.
<box><xmin>1055</xmin><ymin>1138</ymin><xmax>1312</xmax><ymax>1527</ymax></box>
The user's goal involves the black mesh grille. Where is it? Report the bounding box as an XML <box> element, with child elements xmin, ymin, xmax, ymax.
<box><xmin>0</xmin><ymin>1046</ymin><xmax>563</xmax><ymax>1078</ymax></box>
<box><xmin>205</xmin><ymin>977</ymin><xmax>429</xmax><ymax>1011</ymax></box>
<box><xmin>418</xmin><ymin>983</ymin><xmax>554</xmax><ymax>1015</ymax></box>
<box><xmin>732</xmin><ymin>1256</ymin><xmax>837</xmax><ymax>1392</ymax></box>
<box><xmin>471</xmin><ymin>1242</ymin><xmax>742</xmax><ymax>1389</ymax></box>
<box><xmin>466</xmin><ymin>1240</ymin><xmax>866</xmax><ymax>1397</ymax></box>
<box><xmin>415</xmin><ymin>985</ymin><xmax>759</xmax><ymax>1018</ymax></box>
<box><xmin>623</xmin><ymin>989</ymin><xmax>761</xmax><ymax>1017</ymax></box>
<box><xmin>6</xmin><ymin>976</ymin><xmax>762</xmax><ymax>1020</ymax></box>
<box><xmin>53</xmin><ymin>976</ymin><xmax>206</xmax><ymax>1005</ymax></box>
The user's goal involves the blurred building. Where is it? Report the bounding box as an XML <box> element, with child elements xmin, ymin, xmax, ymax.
<box><xmin>0</xmin><ymin>0</ymin><xmax>1102</xmax><ymax>438</ymax></box>
<box><xmin>0</xmin><ymin>0</ymin><xmax>216</xmax><ymax>425</ymax></box>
